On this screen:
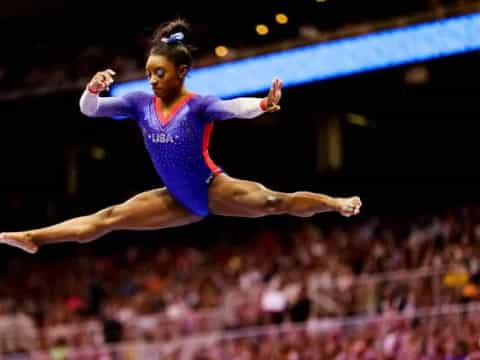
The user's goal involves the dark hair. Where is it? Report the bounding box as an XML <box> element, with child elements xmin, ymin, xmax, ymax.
<box><xmin>150</xmin><ymin>18</ymin><xmax>194</xmax><ymax>68</ymax></box>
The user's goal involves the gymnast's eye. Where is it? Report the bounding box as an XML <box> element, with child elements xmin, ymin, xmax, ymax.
<box><xmin>146</xmin><ymin>68</ymin><xmax>166</xmax><ymax>80</ymax></box>
<box><xmin>155</xmin><ymin>68</ymin><xmax>165</xmax><ymax>78</ymax></box>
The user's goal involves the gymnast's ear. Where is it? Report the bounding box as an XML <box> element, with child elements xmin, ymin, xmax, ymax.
<box><xmin>177</xmin><ymin>64</ymin><xmax>189</xmax><ymax>80</ymax></box>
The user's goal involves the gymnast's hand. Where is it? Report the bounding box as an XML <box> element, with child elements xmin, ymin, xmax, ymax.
<box><xmin>87</xmin><ymin>69</ymin><xmax>116</xmax><ymax>94</ymax></box>
<box><xmin>263</xmin><ymin>78</ymin><xmax>283</xmax><ymax>112</ymax></box>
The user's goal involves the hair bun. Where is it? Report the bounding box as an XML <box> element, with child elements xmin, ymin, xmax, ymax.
<box><xmin>153</xmin><ymin>18</ymin><xmax>190</xmax><ymax>45</ymax></box>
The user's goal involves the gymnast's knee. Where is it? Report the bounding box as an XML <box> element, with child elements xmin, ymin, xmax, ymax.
<box><xmin>262</xmin><ymin>193</ymin><xmax>288</xmax><ymax>214</ymax></box>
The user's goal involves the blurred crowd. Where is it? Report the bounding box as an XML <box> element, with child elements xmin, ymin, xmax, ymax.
<box><xmin>115</xmin><ymin>309</ymin><xmax>480</xmax><ymax>360</ymax></box>
<box><xmin>0</xmin><ymin>205</ymin><xmax>479</xmax><ymax>356</ymax></box>
<box><xmin>8</xmin><ymin>304</ymin><xmax>480</xmax><ymax>359</ymax></box>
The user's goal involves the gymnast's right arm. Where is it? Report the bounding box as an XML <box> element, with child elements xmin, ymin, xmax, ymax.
<box><xmin>79</xmin><ymin>69</ymin><xmax>135</xmax><ymax>118</ymax></box>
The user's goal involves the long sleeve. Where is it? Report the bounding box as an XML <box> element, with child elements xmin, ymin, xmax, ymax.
<box><xmin>79</xmin><ymin>89</ymin><xmax>136</xmax><ymax>119</ymax></box>
<box><xmin>204</xmin><ymin>97</ymin><xmax>266</xmax><ymax>121</ymax></box>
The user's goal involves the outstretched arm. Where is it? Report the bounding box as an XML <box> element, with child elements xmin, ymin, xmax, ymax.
<box><xmin>205</xmin><ymin>78</ymin><xmax>283</xmax><ymax>121</ymax></box>
<box><xmin>79</xmin><ymin>69</ymin><xmax>135</xmax><ymax>119</ymax></box>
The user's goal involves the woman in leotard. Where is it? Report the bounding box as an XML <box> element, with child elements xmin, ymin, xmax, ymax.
<box><xmin>0</xmin><ymin>18</ymin><xmax>361</xmax><ymax>254</ymax></box>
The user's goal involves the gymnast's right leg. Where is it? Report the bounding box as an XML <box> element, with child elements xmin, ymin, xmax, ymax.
<box><xmin>0</xmin><ymin>188</ymin><xmax>203</xmax><ymax>254</ymax></box>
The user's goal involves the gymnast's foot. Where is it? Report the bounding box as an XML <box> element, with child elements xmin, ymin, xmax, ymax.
<box><xmin>337</xmin><ymin>197</ymin><xmax>362</xmax><ymax>217</ymax></box>
<box><xmin>0</xmin><ymin>232</ymin><xmax>38</xmax><ymax>254</ymax></box>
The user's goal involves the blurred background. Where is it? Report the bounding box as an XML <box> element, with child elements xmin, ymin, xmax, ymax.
<box><xmin>1</xmin><ymin>0</ymin><xmax>480</xmax><ymax>358</ymax></box>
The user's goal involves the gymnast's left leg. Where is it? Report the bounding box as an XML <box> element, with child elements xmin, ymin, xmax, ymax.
<box><xmin>208</xmin><ymin>173</ymin><xmax>361</xmax><ymax>218</ymax></box>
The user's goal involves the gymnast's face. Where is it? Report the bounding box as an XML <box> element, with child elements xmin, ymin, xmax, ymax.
<box><xmin>146</xmin><ymin>54</ymin><xmax>188</xmax><ymax>99</ymax></box>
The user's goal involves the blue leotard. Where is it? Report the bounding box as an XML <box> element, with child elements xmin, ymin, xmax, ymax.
<box><xmin>80</xmin><ymin>90</ymin><xmax>266</xmax><ymax>216</ymax></box>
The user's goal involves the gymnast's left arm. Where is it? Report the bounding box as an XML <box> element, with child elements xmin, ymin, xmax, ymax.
<box><xmin>205</xmin><ymin>78</ymin><xmax>283</xmax><ymax>121</ymax></box>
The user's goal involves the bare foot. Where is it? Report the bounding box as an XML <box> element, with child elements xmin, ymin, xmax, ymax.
<box><xmin>337</xmin><ymin>197</ymin><xmax>362</xmax><ymax>217</ymax></box>
<box><xmin>0</xmin><ymin>232</ymin><xmax>38</xmax><ymax>254</ymax></box>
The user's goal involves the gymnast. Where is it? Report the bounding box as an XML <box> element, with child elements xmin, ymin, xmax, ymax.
<box><xmin>0</xmin><ymin>18</ymin><xmax>361</xmax><ymax>254</ymax></box>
